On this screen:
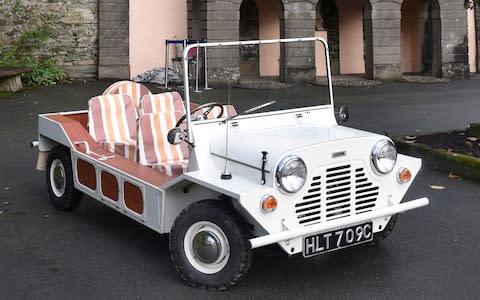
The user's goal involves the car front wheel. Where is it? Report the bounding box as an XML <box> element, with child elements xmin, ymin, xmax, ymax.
<box><xmin>169</xmin><ymin>200</ymin><xmax>252</xmax><ymax>290</ymax></box>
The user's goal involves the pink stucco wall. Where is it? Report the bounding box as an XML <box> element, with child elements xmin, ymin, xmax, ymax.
<box><xmin>336</xmin><ymin>0</ymin><xmax>365</xmax><ymax>74</ymax></box>
<box><xmin>315</xmin><ymin>31</ymin><xmax>328</xmax><ymax>76</ymax></box>
<box><xmin>257</xmin><ymin>0</ymin><xmax>280</xmax><ymax>77</ymax></box>
<box><xmin>129</xmin><ymin>0</ymin><xmax>187</xmax><ymax>78</ymax></box>
<box><xmin>468</xmin><ymin>8</ymin><xmax>477</xmax><ymax>73</ymax></box>
<box><xmin>401</xmin><ymin>0</ymin><xmax>421</xmax><ymax>73</ymax></box>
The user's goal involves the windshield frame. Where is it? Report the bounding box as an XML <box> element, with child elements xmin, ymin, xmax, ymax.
<box><xmin>182</xmin><ymin>37</ymin><xmax>334</xmax><ymax>144</ymax></box>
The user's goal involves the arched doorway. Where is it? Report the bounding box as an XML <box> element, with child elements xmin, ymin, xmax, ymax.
<box><xmin>401</xmin><ymin>0</ymin><xmax>442</xmax><ymax>77</ymax></box>
<box><xmin>315</xmin><ymin>0</ymin><xmax>340</xmax><ymax>75</ymax></box>
<box><xmin>239</xmin><ymin>0</ymin><xmax>284</xmax><ymax>79</ymax></box>
<box><xmin>240</xmin><ymin>0</ymin><xmax>259</xmax><ymax>77</ymax></box>
<box><xmin>315</xmin><ymin>0</ymin><xmax>368</xmax><ymax>76</ymax></box>
<box><xmin>363</xmin><ymin>0</ymin><xmax>373</xmax><ymax>79</ymax></box>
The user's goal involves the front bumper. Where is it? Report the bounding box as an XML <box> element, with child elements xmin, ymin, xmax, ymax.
<box><xmin>249</xmin><ymin>197</ymin><xmax>429</xmax><ymax>249</ymax></box>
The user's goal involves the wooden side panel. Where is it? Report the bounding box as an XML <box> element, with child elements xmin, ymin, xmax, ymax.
<box><xmin>77</xmin><ymin>159</ymin><xmax>96</xmax><ymax>190</ymax></box>
<box><xmin>124</xmin><ymin>181</ymin><xmax>144</xmax><ymax>214</ymax></box>
<box><xmin>46</xmin><ymin>113</ymin><xmax>174</xmax><ymax>187</ymax></box>
<box><xmin>66</xmin><ymin>113</ymin><xmax>88</xmax><ymax>129</ymax></box>
<box><xmin>101</xmin><ymin>171</ymin><xmax>119</xmax><ymax>201</ymax></box>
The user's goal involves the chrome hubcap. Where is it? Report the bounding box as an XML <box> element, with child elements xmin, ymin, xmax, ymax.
<box><xmin>192</xmin><ymin>230</ymin><xmax>222</xmax><ymax>264</ymax></box>
<box><xmin>184</xmin><ymin>221</ymin><xmax>230</xmax><ymax>274</ymax></box>
<box><xmin>50</xmin><ymin>159</ymin><xmax>66</xmax><ymax>197</ymax></box>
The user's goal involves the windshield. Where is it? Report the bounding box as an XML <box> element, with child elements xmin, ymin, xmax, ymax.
<box><xmin>184</xmin><ymin>38</ymin><xmax>333</xmax><ymax>118</ymax></box>
<box><xmin>189</xmin><ymin>83</ymin><xmax>331</xmax><ymax>114</ymax></box>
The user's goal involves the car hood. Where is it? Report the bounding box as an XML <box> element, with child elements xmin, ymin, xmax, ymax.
<box><xmin>210</xmin><ymin>124</ymin><xmax>380</xmax><ymax>170</ymax></box>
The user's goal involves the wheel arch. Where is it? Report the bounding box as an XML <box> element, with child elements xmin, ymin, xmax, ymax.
<box><xmin>161</xmin><ymin>178</ymin><xmax>260</xmax><ymax>235</ymax></box>
<box><xmin>36</xmin><ymin>136</ymin><xmax>68</xmax><ymax>171</ymax></box>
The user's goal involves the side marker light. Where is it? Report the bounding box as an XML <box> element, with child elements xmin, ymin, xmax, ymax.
<box><xmin>398</xmin><ymin>168</ymin><xmax>412</xmax><ymax>184</ymax></box>
<box><xmin>261</xmin><ymin>195</ymin><xmax>277</xmax><ymax>213</ymax></box>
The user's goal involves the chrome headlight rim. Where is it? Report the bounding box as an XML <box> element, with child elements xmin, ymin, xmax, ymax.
<box><xmin>371</xmin><ymin>139</ymin><xmax>397</xmax><ymax>175</ymax></box>
<box><xmin>276</xmin><ymin>155</ymin><xmax>307</xmax><ymax>194</ymax></box>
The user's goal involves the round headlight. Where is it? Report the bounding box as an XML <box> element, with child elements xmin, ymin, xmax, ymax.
<box><xmin>371</xmin><ymin>139</ymin><xmax>397</xmax><ymax>174</ymax></box>
<box><xmin>276</xmin><ymin>156</ymin><xmax>307</xmax><ymax>193</ymax></box>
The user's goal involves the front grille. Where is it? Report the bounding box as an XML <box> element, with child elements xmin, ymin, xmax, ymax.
<box><xmin>295</xmin><ymin>162</ymin><xmax>380</xmax><ymax>226</ymax></box>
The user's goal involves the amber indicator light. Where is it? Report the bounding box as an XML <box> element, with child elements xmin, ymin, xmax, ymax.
<box><xmin>398</xmin><ymin>168</ymin><xmax>412</xmax><ymax>183</ymax></box>
<box><xmin>261</xmin><ymin>195</ymin><xmax>278</xmax><ymax>213</ymax></box>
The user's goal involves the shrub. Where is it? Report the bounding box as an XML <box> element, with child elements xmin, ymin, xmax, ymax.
<box><xmin>0</xmin><ymin>1</ymin><xmax>65</xmax><ymax>86</ymax></box>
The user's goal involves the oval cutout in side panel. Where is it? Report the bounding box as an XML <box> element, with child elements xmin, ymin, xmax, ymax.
<box><xmin>101</xmin><ymin>171</ymin><xmax>119</xmax><ymax>201</ymax></box>
<box><xmin>124</xmin><ymin>182</ymin><xmax>143</xmax><ymax>214</ymax></box>
<box><xmin>77</xmin><ymin>159</ymin><xmax>96</xmax><ymax>190</ymax></box>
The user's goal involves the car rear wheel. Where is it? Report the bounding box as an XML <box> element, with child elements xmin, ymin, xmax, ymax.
<box><xmin>46</xmin><ymin>146</ymin><xmax>82</xmax><ymax>211</ymax></box>
<box><xmin>169</xmin><ymin>200</ymin><xmax>252</xmax><ymax>290</ymax></box>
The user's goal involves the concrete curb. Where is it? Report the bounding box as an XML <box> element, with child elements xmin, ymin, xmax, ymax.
<box><xmin>313</xmin><ymin>77</ymin><xmax>382</xmax><ymax>87</ymax></box>
<box><xmin>394</xmin><ymin>138</ymin><xmax>480</xmax><ymax>182</ymax></box>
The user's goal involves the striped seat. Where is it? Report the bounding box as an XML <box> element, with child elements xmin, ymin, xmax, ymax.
<box><xmin>140</xmin><ymin>92</ymin><xmax>185</xmax><ymax>114</ymax></box>
<box><xmin>193</xmin><ymin>105</ymin><xmax>237</xmax><ymax>120</ymax></box>
<box><xmin>88</xmin><ymin>94</ymin><xmax>138</xmax><ymax>160</ymax></box>
<box><xmin>138</xmin><ymin>112</ymin><xmax>189</xmax><ymax>177</ymax></box>
<box><xmin>102</xmin><ymin>80</ymin><xmax>152</xmax><ymax>111</ymax></box>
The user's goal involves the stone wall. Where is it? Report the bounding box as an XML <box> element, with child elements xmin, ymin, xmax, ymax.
<box><xmin>0</xmin><ymin>0</ymin><xmax>98</xmax><ymax>78</ymax></box>
<box><xmin>98</xmin><ymin>0</ymin><xmax>129</xmax><ymax>79</ymax></box>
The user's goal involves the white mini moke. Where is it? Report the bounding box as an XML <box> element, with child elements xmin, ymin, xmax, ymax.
<box><xmin>34</xmin><ymin>37</ymin><xmax>429</xmax><ymax>290</ymax></box>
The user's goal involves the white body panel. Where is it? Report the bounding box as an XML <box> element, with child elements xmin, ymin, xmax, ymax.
<box><xmin>35</xmin><ymin>37</ymin><xmax>428</xmax><ymax>257</ymax></box>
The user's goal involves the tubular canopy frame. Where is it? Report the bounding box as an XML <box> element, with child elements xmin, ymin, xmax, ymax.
<box><xmin>181</xmin><ymin>37</ymin><xmax>335</xmax><ymax>145</ymax></box>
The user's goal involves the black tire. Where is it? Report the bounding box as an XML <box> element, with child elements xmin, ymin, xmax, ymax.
<box><xmin>46</xmin><ymin>146</ymin><xmax>83</xmax><ymax>211</ymax></box>
<box><xmin>368</xmin><ymin>214</ymin><xmax>398</xmax><ymax>246</ymax></box>
<box><xmin>169</xmin><ymin>200</ymin><xmax>252</xmax><ymax>290</ymax></box>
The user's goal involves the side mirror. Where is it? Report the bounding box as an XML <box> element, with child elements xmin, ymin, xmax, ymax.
<box><xmin>167</xmin><ymin>128</ymin><xmax>188</xmax><ymax>145</ymax></box>
<box><xmin>338</xmin><ymin>105</ymin><xmax>350</xmax><ymax>123</ymax></box>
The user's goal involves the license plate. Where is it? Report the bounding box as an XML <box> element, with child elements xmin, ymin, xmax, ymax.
<box><xmin>303</xmin><ymin>222</ymin><xmax>373</xmax><ymax>258</ymax></box>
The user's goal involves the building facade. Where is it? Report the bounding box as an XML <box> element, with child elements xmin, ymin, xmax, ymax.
<box><xmin>186</xmin><ymin>0</ymin><xmax>477</xmax><ymax>83</ymax></box>
<box><xmin>1</xmin><ymin>0</ymin><xmax>478</xmax><ymax>83</ymax></box>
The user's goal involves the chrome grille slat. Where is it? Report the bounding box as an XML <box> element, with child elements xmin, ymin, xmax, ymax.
<box><xmin>294</xmin><ymin>162</ymin><xmax>381</xmax><ymax>226</ymax></box>
<box><xmin>325</xmin><ymin>200</ymin><xmax>351</xmax><ymax>210</ymax></box>
<box><xmin>295</xmin><ymin>202</ymin><xmax>321</xmax><ymax>211</ymax></box>
<box><xmin>326</xmin><ymin>192</ymin><xmax>351</xmax><ymax>201</ymax></box>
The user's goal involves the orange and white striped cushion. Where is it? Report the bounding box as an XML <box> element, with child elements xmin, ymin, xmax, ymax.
<box><xmin>193</xmin><ymin>104</ymin><xmax>237</xmax><ymax>120</ymax></box>
<box><xmin>140</xmin><ymin>92</ymin><xmax>185</xmax><ymax>114</ymax></box>
<box><xmin>138</xmin><ymin>112</ymin><xmax>189</xmax><ymax>176</ymax></box>
<box><xmin>102</xmin><ymin>81</ymin><xmax>131</xmax><ymax>95</ymax></box>
<box><xmin>88</xmin><ymin>94</ymin><xmax>138</xmax><ymax>160</ymax></box>
<box><xmin>102</xmin><ymin>81</ymin><xmax>152</xmax><ymax>110</ymax></box>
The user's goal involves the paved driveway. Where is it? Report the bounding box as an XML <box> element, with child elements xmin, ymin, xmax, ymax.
<box><xmin>1</xmin><ymin>79</ymin><xmax>479</xmax><ymax>299</ymax></box>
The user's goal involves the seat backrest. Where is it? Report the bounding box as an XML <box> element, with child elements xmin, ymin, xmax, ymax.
<box><xmin>140</xmin><ymin>92</ymin><xmax>185</xmax><ymax>114</ymax></box>
<box><xmin>193</xmin><ymin>105</ymin><xmax>237</xmax><ymax>120</ymax></box>
<box><xmin>102</xmin><ymin>80</ymin><xmax>131</xmax><ymax>95</ymax></box>
<box><xmin>88</xmin><ymin>94</ymin><xmax>138</xmax><ymax>142</ymax></box>
<box><xmin>102</xmin><ymin>81</ymin><xmax>152</xmax><ymax>110</ymax></box>
<box><xmin>138</xmin><ymin>112</ymin><xmax>188</xmax><ymax>166</ymax></box>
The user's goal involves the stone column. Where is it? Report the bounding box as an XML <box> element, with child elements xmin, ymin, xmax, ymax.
<box><xmin>370</xmin><ymin>0</ymin><xmax>402</xmax><ymax>80</ymax></box>
<box><xmin>188</xmin><ymin>0</ymin><xmax>208</xmax><ymax>40</ymax></box>
<box><xmin>203</xmin><ymin>0</ymin><xmax>242</xmax><ymax>84</ymax></box>
<box><xmin>439</xmin><ymin>0</ymin><xmax>470</xmax><ymax>79</ymax></box>
<box><xmin>98</xmin><ymin>0</ymin><xmax>129</xmax><ymax>79</ymax></box>
<box><xmin>283</xmin><ymin>0</ymin><xmax>316</xmax><ymax>82</ymax></box>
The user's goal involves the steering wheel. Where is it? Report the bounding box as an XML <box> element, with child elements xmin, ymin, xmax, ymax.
<box><xmin>175</xmin><ymin>102</ymin><xmax>224</xmax><ymax>127</ymax></box>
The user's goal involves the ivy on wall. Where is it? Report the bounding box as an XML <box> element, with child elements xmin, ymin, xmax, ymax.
<box><xmin>0</xmin><ymin>1</ymin><xmax>65</xmax><ymax>86</ymax></box>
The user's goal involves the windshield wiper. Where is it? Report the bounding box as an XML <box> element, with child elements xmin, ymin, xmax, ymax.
<box><xmin>225</xmin><ymin>100</ymin><xmax>276</xmax><ymax>122</ymax></box>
